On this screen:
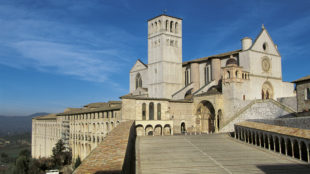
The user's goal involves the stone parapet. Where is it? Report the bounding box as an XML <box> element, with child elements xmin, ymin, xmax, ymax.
<box><xmin>73</xmin><ymin>120</ymin><xmax>135</xmax><ymax>174</ymax></box>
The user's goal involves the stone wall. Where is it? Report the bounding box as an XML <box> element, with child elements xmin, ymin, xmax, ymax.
<box><xmin>277</xmin><ymin>96</ymin><xmax>297</xmax><ymax>111</ymax></box>
<box><xmin>73</xmin><ymin>121</ymin><xmax>135</xmax><ymax>174</ymax></box>
<box><xmin>296</xmin><ymin>80</ymin><xmax>310</xmax><ymax>112</ymax></box>
<box><xmin>249</xmin><ymin>116</ymin><xmax>310</xmax><ymax>130</ymax></box>
<box><xmin>31</xmin><ymin>114</ymin><xmax>62</xmax><ymax>158</ymax></box>
<box><xmin>220</xmin><ymin>100</ymin><xmax>295</xmax><ymax>132</ymax></box>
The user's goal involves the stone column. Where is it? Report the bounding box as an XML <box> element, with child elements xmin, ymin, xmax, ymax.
<box><xmin>274</xmin><ymin>138</ymin><xmax>276</xmax><ymax>152</ymax></box>
<box><xmin>299</xmin><ymin>142</ymin><xmax>302</xmax><ymax>160</ymax></box>
<box><xmin>292</xmin><ymin>142</ymin><xmax>295</xmax><ymax>157</ymax></box>
<box><xmin>285</xmin><ymin>141</ymin><xmax>288</xmax><ymax>156</ymax></box>
<box><xmin>279</xmin><ymin>140</ymin><xmax>282</xmax><ymax>154</ymax></box>
<box><xmin>190</xmin><ymin>63</ymin><xmax>200</xmax><ymax>92</ymax></box>
<box><xmin>307</xmin><ymin>146</ymin><xmax>310</xmax><ymax>163</ymax></box>
<box><xmin>211</xmin><ymin>58</ymin><xmax>221</xmax><ymax>82</ymax></box>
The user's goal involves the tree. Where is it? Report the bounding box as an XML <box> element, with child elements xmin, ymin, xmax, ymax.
<box><xmin>52</xmin><ymin>139</ymin><xmax>72</xmax><ymax>168</ymax></box>
<box><xmin>14</xmin><ymin>156</ymin><xmax>29</xmax><ymax>174</ymax></box>
<box><xmin>52</xmin><ymin>140</ymin><xmax>66</xmax><ymax>158</ymax></box>
<box><xmin>13</xmin><ymin>149</ymin><xmax>31</xmax><ymax>174</ymax></box>
<box><xmin>0</xmin><ymin>152</ymin><xmax>9</xmax><ymax>163</ymax></box>
<box><xmin>74</xmin><ymin>156</ymin><xmax>81</xmax><ymax>169</ymax></box>
<box><xmin>19</xmin><ymin>149</ymin><xmax>31</xmax><ymax>160</ymax></box>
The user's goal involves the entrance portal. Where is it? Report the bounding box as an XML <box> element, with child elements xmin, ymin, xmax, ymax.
<box><xmin>181</xmin><ymin>122</ymin><xmax>186</xmax><ymax>134</ymax></box>
<box><xmin>196</xmin><ymin>101</ymin><xmax>215</xmax><ymax>133</ymax></box>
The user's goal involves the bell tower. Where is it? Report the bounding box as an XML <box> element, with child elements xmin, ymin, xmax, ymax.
<box><xmin>147</xmin><ymin>14</ymin><xmax>183</xmax><ymax>98</ymax></box>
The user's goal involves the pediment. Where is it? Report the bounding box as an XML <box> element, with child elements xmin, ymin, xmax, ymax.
<box><xmin>130</xmin><ymin>59</ymin><xmax>148</xmax><ymax>72</ymax></box>
<box><xmin>250</xmin><ymin>27</ymin><xmax>280</xmax><ymax>56</ymax></box>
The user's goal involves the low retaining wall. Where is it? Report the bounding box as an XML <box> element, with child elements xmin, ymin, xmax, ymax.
<box><xmin>73</xmin><ymin>120</ymin><xmax>136</xmax><ymax>174</ymax></box>
<box><xmin>250</xmin><ymin>116</ymin><xmax>310</xmax><ymax>130</ymax></box>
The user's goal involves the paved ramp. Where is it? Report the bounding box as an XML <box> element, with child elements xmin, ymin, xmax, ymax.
<box><xmin>136</xmin><ymin>134</ymin><xmax>310</xmax><ymax>174</ymax></box>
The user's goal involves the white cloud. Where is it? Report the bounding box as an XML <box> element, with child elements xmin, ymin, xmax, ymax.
<box><xmin>0</xmin><ymin>2</ymin><xmax>138</xmax><ymax>83</ymax></box>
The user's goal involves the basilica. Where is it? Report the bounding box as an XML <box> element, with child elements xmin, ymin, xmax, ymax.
<box><xmin>122</xmin><ymin>14</ymin><xmax>295</xmax><ymax>136</ymax></box>
<box><xmin>32</xmin><ymin>14</ymin><xmax>297</xmax><ymax>161</ymax></box>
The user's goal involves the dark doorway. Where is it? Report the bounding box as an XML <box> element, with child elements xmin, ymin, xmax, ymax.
<box><xmin>181</xmin><ymin>123</ymin><xmax>186</xmax><ymax>134</ymax></box>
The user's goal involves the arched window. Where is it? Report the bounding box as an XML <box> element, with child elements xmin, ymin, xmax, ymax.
<box><xmin>226</xmin><ymin>71</ymin><xmax>231</xmax><ymax>79</ymax></box>
<box><xmin>205</xmin><ymin>65</ymin><xmax>210</xmax><ymax>84</ymax></box>
<box><xmin>158</xmin><ymin>20</ymin><xmax>161</xmax><ymax>31</ymax></box>
<box><xmin>170</xmin><ymin>21</ymin><xmax>174</xmax><ymax>32</ymax></box>
<box><xmin>185</xmin><ymin>67</ymin><xmax>191</xmax><ymax>85</ymax></box>
<box><xmin>151</xmin><ymin>23</ymin><xmax>154</xmax><ymax>33</ymax></box>
<box><xmin>235</xmin><ymin>71</ymin><xmax>239</xmax><ymax>78</ymax></box>
<box><xmin>157</xmin><ymin>103</ymin><xmax>161</xmax><ymax>120</ymax></box>
<box><xmin>135</xmin><ymin>73</ymin><xmax>142</xmax><ymax>89</ymax></box>
<box><xmin>165</xmin><ymin>20</ymin><xmax>169</xmax><ymax>31</ymax></box>
<box><xmin>175</xmin><ymin>22</ymin><xmax>178</xmax><ymax>33</ymax></box>
<box><xmin>142</xmin><ymin>103</ymin><xmax>146</xmax><ymax>120</ymax></box>
<box><xmin>149</xmin><ymin>102</ymin><xmax>154</xmax><ymax>120</ymax></box>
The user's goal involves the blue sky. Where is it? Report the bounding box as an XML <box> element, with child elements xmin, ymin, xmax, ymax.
<box><xmin>0</xmin><ymin>0</ymin><xmax>309</xmax><ymax>116</ymax></box>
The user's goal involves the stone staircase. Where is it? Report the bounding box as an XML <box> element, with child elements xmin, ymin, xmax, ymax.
<box><xmin>220</xmin><ymin>99</ymin><xmax>297</xmax><ymax>132</ymax></box>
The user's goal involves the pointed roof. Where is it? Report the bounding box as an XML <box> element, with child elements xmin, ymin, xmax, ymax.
<box><xmin>249</xmin><ymin>26</ymin><xmax>281</xmax><ymax>56</ymax></box>
<box><xmin>130</xmin><ymin>59</ymin><xmax>148</xmax><ymax>72</ymax></box>
<box><xmin>148</xmin><ymin>14</ymin><xmax>182</xmax><ymax>21</ymax></box>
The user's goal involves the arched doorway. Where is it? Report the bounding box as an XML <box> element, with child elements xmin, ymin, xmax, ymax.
<box><xmin>164</xmin><ymin>124</ymin><xmax>171</xmax><ymax>135</ymax></box>
<box><xmin>181</xmin><ymin>122</ymin><xmax>186</xmax><ymax>134</ymax></box>
<box><xmin>154</xmin><ymin>125</ymin><xmax>162</xmax><ymax>136</ymax></box>
<box><xmin>196</xmin><ymin>100</ymin><xmax>215</xmax><ymax>133</ymax></box>
<box><xmin>262</xmin><ymin>81</ymin><xmax>273</xmax><ymax>99</ymax></box>
<box><xmin>145</xmin><ymin>125</ymin><xmax>153</xmax><ymax>136</ymax></box>
<box><xmin>136</xmin><ymin>125</ymin><xmax>144</xmax><ymax>136</ymax></box>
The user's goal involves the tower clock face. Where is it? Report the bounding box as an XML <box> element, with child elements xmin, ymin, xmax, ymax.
<box><xmin>262</xmin><ymin>58</ymin><xmax>271</xmax><ymax>72</ymax></box>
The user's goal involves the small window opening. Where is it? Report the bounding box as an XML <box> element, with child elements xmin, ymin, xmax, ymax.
<box><xmin>263</xmin><ymin>43</ymin><xmax>268</xmax><ymax>51</ymax></box>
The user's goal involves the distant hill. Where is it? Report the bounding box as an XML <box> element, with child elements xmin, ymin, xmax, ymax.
<box><xmin>0</xmin><ymin>112</ymin><xmax>49</xmax><ymax>136</ymax></box>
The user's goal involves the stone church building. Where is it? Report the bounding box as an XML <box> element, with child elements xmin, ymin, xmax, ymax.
<box><xmin>32</xmin><ymin>14</ymin><xmax>297</xmax><ymax>160</ymax></box>
<box><xmin>122</xmin><ymin>14</ymin><xmax>295</xmax><ymax>136</ymax></box>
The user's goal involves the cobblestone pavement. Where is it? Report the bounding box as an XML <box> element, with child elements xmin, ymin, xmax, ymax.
<box><xmin>136</xmin><ymin>134</ymin><xmax>310</xmax><ymax>174</ymax></box>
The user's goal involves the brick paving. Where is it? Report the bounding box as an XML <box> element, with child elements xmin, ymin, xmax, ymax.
<box><xmin>136</xmin><ymin>134</ymin><xmax>310</xmax><ymax>174</ymax></box>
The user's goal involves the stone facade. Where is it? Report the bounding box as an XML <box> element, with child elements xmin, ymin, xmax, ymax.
<box><xmin>126</xmin><ymin>14</ymin><xmax>296</xmax><ymax>136</ymax></box>
<box><xmin>31</xmin><ymin>14</ymin><xmax>300</xmax><ymax>164</ymax></box>
<box><xmin>31</xmin><ymin>114</ymin><xmax>62</xmax><ymax>158</ymax></box>
<box><xmin>293</xmin><ymin>75</ymin><xmax>310</xmax><ymax>112</ymax></box>
<box><xmin>31</xmin><ymin>101</ymin><xmax>122</xmax><ymax>161</ymax></box>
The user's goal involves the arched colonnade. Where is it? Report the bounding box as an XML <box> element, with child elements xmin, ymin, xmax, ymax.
<box><xmin>235</xmin><ymin>125</ymin><xmax>310</xmax><ymax>163</ymax></box>
<box><xmin>135</xmin><ymin>121</ymin><xmax>173</xmax><ymax>136</ymax></box>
